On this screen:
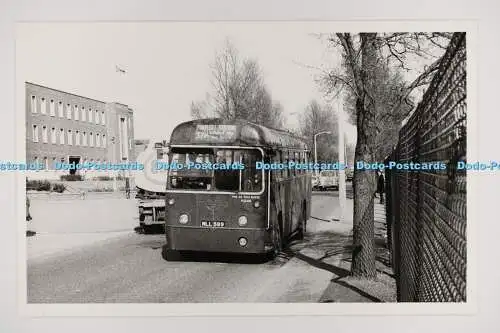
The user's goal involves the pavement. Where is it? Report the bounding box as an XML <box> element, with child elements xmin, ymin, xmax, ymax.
<box><xmin>27</xmin><ymin>193</ymin><xmax>138</xmax><ymax>260</ymax></box>
<box><xmin>26</xmin><ymin>186</ymin><xmax>396</xmax><ymax>303</ymax></box>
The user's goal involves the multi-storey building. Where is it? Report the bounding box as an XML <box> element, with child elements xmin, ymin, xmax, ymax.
<box><xmin>25</xmin><ymin>82</ymin><xmax>135</xmax><ymax>179</ymax></box>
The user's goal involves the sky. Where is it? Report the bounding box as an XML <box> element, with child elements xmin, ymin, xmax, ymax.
<box><xmin>16</xmin><ymin>22</ymin><xmax>360</xmax><ymax>145</ymax></box>
<box><xmin>16</xmin><ymin>23</ymin><xmax>443</xmax><ymax>146</ymax></box>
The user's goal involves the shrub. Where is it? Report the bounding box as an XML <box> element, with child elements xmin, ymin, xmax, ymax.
<box><xmin>88</xmin><ymin>187</ymin><xmax>114</xmax><ymax>192</ymax></box>
<box><xmin>60</xmin><ymin>174</ymin><xmax>83</xmax><ymax>181</ymax></box>
<box><xmin>52</xmin><ymin>183</ymin><xmax>66</xmax><ymax>193</ymax></box>
<box><xmin>26</xmin><ymin>180</ymin><xmax>51</xmax><ymax>191</ymax></box>
<box><xmin>95</xmin><ymin>175</ymin><xmax>112</xmax><ymax>181</ymax></box>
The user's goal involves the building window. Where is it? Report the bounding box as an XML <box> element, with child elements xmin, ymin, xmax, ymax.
<box><xmin>96</xmin><ymin>133</ymin><xmax>100</xmax><ymax>147</ymax></box>
<box><xmin>74</xmin><ymin>105</ymin><xmax>79</xmax><ymax>120</ymax></box>
<box><xmin>88</xmin><ymin>108</ymin><xmax>92</xmax><ymax>122</ymax></box>
<box><xmin>58</xmin><ymin>101</ymin><xmax>63</xmax><ymax>117</ymax></box>
<box><xmin>102</xmin><ymin>134</ymin><xmax>106</xmax><ymax>147</ymax></box>
<box><xmin>68</xmin><ymin>130</ymin><xmax>73</xmax><ymax>145</ymax></box>
<box><xmin>89</xmin><ymin>132</ymin><xmax>94</xmax><ymax>147</ymax></box>
<box><xmin>40</xmin><ymin>97</ymin><xmax>46</xmax><ymax>114</ymax></box>
<box><xmin>32</xmin><ymin>125</ymin><xmax>38</xmax><ymax>142</ymax></box>
<box><xmin>42</xmin><ymin>126</ymin><xmax>48</xmax><ymax>143</ymax></box>
<box><xmin>101</xmin><ymin>111</ymin><xmax>105</xmax><ymax>125</ymax></box>
<box><xmin>82</xmin><ymin>107</ymin><xmax>87</xmax><ymax>121</ymax></box>
<box><xmin>83</xmin><ymin>132</ymin><xmax>87</xmax><ymax>146</ymax></box>
<box><xmin>49</xmin><ymin>99</ymin><xmax>55</xmax><ymax>116</ymax></box>
<box><xmin>95</xmin><ymin>110</ymin><xmax>99</xmax><ymax>124</ymax></box>
<box><xmin>59</xmin><ymin>129</ymin><xmax>65</xmax><ymax>145</ymax></box>
<box><xmin>76</xmin><ymin>130</ymin><xmax>80</xmax><ymax>145</ymax></box>
<box><xmin>51</xmin><ymin>127</ymin><xmax>56</xmax><ymax>143</ymax></box>
<box><xmin>31</xmin><ymin>96</ymin><xmax>37</xmax><ymax>113</ymax></box>
<box><xmin>66</xmin><ymin>104</ymin><xmax>72</xmax><ymax>119</ymax></box>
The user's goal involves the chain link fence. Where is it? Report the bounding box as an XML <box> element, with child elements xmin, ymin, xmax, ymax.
<box><xmin>385</xmin><ymin>32</ymin><xmax>467</xmax><ymax>302</ymax></box>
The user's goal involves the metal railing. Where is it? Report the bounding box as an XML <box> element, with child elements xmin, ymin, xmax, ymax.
<box><xmin>385</xmin><ymin>32</ymin><xmax>467</xmax><ymax>302</ymax></box>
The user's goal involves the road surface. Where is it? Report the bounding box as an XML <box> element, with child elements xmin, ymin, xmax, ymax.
<box><xmin>27</xmin><ymin>192</ymin><xmax>351</xmax><ymax>303</ymax></box>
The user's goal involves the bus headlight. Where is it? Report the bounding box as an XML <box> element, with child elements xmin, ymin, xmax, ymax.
<box><xmin>179</xmin><ymin>213</ymin><xmax>189</xmax><ymax>224</ymax></box>
<box><xmin>253</xmin><ymin>200</ymin><xmax>260</xmax><ymax>208</ymax></box>
<box><xmin>168</xmin><ymin>198</ymin><xmax>175</xmax><ymax>205</ymax></box>
<box><xmin>238</xmin><ymin>215</ymin><xmax>248</xmax><ymax>226</ymax></box>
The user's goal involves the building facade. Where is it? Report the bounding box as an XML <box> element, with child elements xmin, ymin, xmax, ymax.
<box><xmin>26</xmin><ymin>82</ymin><xmax>135</xmax><ymax>179</ymax></box>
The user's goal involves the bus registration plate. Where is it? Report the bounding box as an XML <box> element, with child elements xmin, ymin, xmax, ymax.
<box><xmin>201</xmin><ymin>221</ymin><xmax>225</xmax><ymax>228</ymax></box>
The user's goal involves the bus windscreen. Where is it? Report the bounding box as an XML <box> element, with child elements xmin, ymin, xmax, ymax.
<box><xmin>167</xmin><ymin>148</ymin><xmax>263</xmax><ymax>193</ymax></box>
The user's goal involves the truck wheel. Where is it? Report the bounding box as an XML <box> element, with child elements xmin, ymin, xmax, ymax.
<box><xmin>143</xmin><ymin>225</ymin><xmax>153</xmax><ymax>234</ymax></box>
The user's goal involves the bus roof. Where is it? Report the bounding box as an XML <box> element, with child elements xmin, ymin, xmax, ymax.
<box><xmin>169</xmin><ymin>118</ymin><xmax>309</xmax><ymax>150</ymax></box>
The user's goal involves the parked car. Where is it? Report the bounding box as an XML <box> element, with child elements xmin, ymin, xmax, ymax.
<box><xmin>345</xmin><ymin>168</ymin><xmax>354</xmax><ymax>182</ymax></box>
<box><xmin>317</xmin><ymin>170</ymin><xmax>339</xmax><ymax>191</ymax></box>
<box><xmin>311</xmin><ymin>174</ymin><xmax>319</xmax><ymax>190</ymax></box>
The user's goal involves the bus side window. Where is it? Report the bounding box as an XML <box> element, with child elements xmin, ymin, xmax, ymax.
<box><xmin>282</xmin><ymin>150</ymin><xmax>288</xmax><ymax>178</ymax></box>
<box><xmin>299</xmin><ymin>151</ymin><xmax>304</xmax><ymax>175</ymax></box>
<box><xmin>304</xmin><ymin>151</ymin><xmax>310</xmax><ymax>174</ymax></box>
<box><xmin>288</xmin><ymin>150</ymin><xmax>293</xmax><ymax>177</ymax></box>
<box><xmin>273</xmin><ymin>151</ymin><xmax>281</xmax><ymax>179</ymax></box>
<box><xmin>295</xmin><ymin>152</ymin><xmax>304</xmax><ymax>175</ymax></box>
<box><xmin>292</xmin><ymin>151</ymin><xmax>298</xmax><ymax>176</ymax></box>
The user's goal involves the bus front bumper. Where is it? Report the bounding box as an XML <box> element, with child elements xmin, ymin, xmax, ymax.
<box><xmin>165</xmin><ymin>226</ymin><xmax>272</xmax><ymax>254</ymax></box>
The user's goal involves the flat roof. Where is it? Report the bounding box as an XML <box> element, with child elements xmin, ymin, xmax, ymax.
<box><xmin>170</xmin><ymin>118</ymin><xmax>309</xmax><ymax>150</ymax></box>
<box><xmin>26</xmin><ymin>81</ymin><xmax>107</xmax><ymax>104</ymax></box>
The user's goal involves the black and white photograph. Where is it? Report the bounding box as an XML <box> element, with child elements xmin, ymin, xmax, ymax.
<box><xmin>16</xmin><ymin>21</ymin><xmax>471</xmax><ymax>313</ymax></box>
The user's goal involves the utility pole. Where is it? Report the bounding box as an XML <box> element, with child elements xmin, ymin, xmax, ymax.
<box><xmin>114</xmin><ymin>64</ymin><xmax>127</xmax><ymax>193</ymax></box>
<box><xmin>336</xmin><ymin>98</ymin><xmax>347</xmax><ymax>223</ymax></box>
<box><xmin>313</xmin><ymin>131</ymin><xmax>332</xmax><ymax>177</ymax></box>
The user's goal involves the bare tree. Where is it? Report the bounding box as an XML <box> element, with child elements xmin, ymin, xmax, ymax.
<box><xmin>192</xmin><ymin>39</ymin><xmax>284</xmax><ymax>129</ymax></box>
<box><xmin>342</xmin><ymin>61</ymin><xmax>413</xmax><ymax>161</ymax></box>
<box><xmin>299</xmin><ymin>100</ymin><xmax>339</xmax><ymax>162</ymax></box>
<box><xmin>320</xmin><ymin>32</ymin><xmax>451</xmax><ymax>278</ymax></box>
<box><xmin>190</xmin><ymin>99</ymin><xmax>211</xmax><ymax>119</ymax></box>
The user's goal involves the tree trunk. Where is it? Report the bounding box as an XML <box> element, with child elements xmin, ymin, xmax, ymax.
<box><xmin>351</xmin><ymin>33</ymin><xmax>378</xmax><ymax>279</ymax></box>
<box><xmin>351</xmin><ymin>127</ymin><xmax>377</xmax><ymax>278</ymax></box>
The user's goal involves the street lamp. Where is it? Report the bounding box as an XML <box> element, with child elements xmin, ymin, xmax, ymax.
<box><xmin>313</xmin><ymin>131</ymin><xmax>332</xmax><ymax>176</ymax></box>
<box><xmin>336</xmin><ymin>98</ymin><xmax>348</xmax><ymax>223</ymax></box>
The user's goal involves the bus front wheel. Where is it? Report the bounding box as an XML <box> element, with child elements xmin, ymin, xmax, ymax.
<box><xmin>162</xmin><ymin>246</ymin><xmax>183</xmax><ymax>261</ymax></box>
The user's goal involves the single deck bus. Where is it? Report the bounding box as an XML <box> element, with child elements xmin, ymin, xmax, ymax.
<box><xmin>163</xmin><ymin>118</ymin><xmax>312</xmax><ymax>260</ymax></box>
